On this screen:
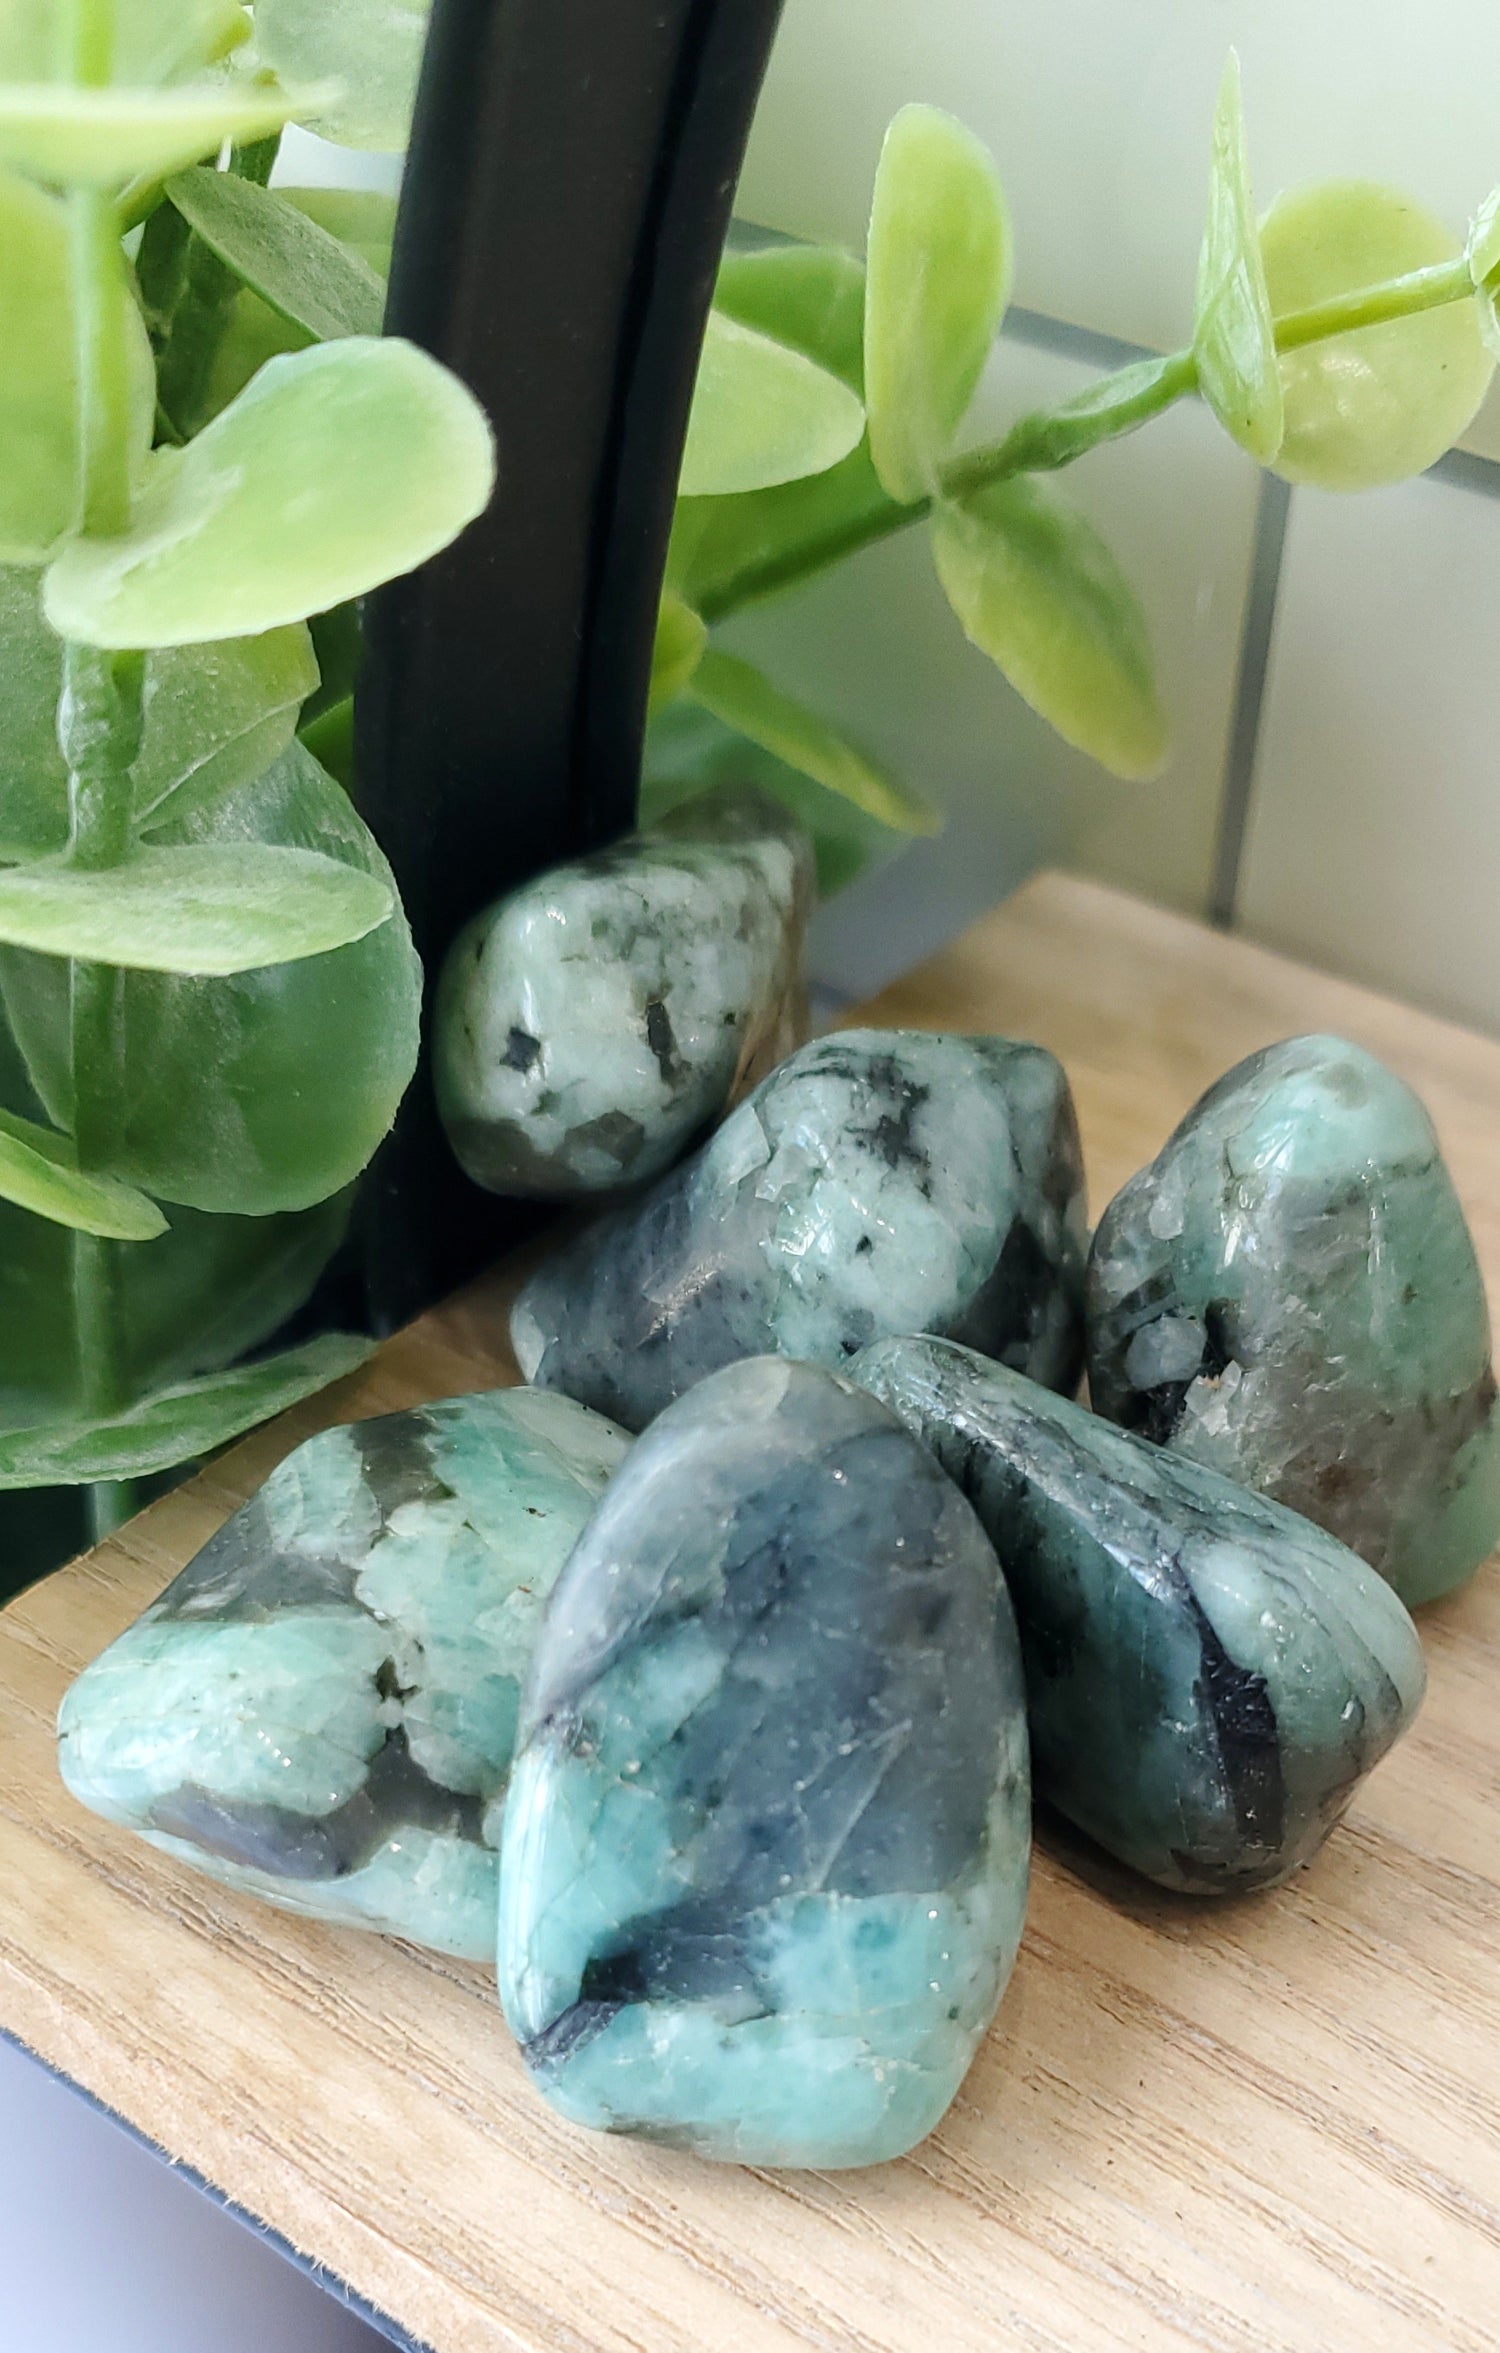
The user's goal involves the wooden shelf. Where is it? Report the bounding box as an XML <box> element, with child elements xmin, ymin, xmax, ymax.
<box><xmin>4</xmin><ymin>873</ymin><xmax>1499</xmax><ymax>2353</ymax></box>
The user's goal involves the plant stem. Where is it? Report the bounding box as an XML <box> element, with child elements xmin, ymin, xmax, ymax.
<box><xmin>701</xmin><ymin>249</ymin><xmax>1481</xmax><ymax>624</ymax></box>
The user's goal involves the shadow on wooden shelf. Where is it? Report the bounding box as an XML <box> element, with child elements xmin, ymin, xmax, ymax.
<box><xmin>3</xmin><ymin>873</ymin><xmax>1499</xmax><ymax>2353</ymax></box>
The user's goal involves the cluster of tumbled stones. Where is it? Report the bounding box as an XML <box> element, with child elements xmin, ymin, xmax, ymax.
<box><xmin>59</xmin><ymin>796</ymin><xmax>1497</xmax><ymax>2173</ymax></box>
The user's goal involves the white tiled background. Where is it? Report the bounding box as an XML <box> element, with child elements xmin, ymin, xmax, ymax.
<box><xmin>10</xmin><ymin>9</ymin><xmax>1500</xmax><ymax>2350</ymax></box>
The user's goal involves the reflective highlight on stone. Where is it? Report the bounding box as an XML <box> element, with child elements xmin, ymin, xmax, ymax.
<box><xmin>434</xmin><ymin>787</ymin><xmax>813</xmax><ymax>1197</ymax></box>
<box><xmin>511</xmin><ymin>1028</ymin><xmax>1087</xmax><ymax>1432</ymax></box>
<box><xmin>497</xmin><ymin>1357</ymin><xmax>1031</xmax><ymax>2168</ymax></box>
<box><xmin>1087</xmin><ymin>1034</ymin><xmax>1500</xmax><ymax>1607</ymax></box>
<box><xmin>58</xmin><ymin>1389</ymin><xmax>631</xmax><ymax>1958</ymax></box>
<box><xmin>855</xmin><ymin>1335</ymin><xmax>1426</xmax><ymax>1895</ymax></box>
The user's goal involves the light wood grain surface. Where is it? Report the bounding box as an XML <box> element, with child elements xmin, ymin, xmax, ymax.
<box><xmin>3</xmin><ymin>872</ymin><xmax>1499</xmax><ymax>2353</ymax></box>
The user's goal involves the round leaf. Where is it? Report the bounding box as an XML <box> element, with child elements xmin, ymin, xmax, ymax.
<box><xmin>0</xmin><ymin>1332</ymin><xmax>371</xmax><ymax>1488</ymax></box>
<box><xmin>715</xmin><ymin>243</ymin><xmax>868</xmax><ymax>391</ymax></box>
<box><xmin>681</xmin><ymin>311</ymin><xmax>865</xmax><ymax>499</ymax></box>
<box><xmin>166</xmin><ymin>167</ymin><xmax>386</xmax><ymax>341</ymax></box>
<box><xmin>1467</xmin><ymin>187</ymin><xmax>1500</xmax><ymax>361</ymax></box>
<box><xmin>688</xmin><ymin>647</ymin><xmax>938</xmax><ymax>834</ymax></box>
<box><xmin>0</xmin><ymin>0</ymin><xmax>249</xmax><ymax>85</ymax></box>
<box><xmin>0</xmin><ymin>81</ymin><xmax>312</xmax><ymax>188</ymax></box>
<box><xmin>0</xmin><ymin>744</ymin><xmax>423</xmax><ymax>1214</ymax></box>
<box><xmin>648</xmin><ymin>593</ymin><xmax>707</xmax><ymax>714</ymax></box>
<box><xmin>0</xmin><ymin>842</ymin><xmax>392</xmax><ymax>973</ymax></box>
<box><xmin>1193</xmin><ymin>54</ymin><xmax>1282</xmax><ymax>463</ymax></box>
<box><xmin>280</xmin><ymin>187</ymin><xmax>396</xmax><ymax>278</ymax></box>
<box><xmin>1263</xmin><ymin>180</ymin><xmax>1494</xmax><ymax>490</ymax></box>
<box><xmin>864</xmin><ymin>103</ymin><xmax>1012</xmax><ymax>504</ymax></box>
<box><xmin>45</xmin><ymin>337</ymin><xmax>497</xmax><ymax>649</ymax></box>
<box><xmin>0</xmin><ymin>1107</ymin><xmax>166</xmax><ymax>1240</ymax></box>
<box><xmin>255</xmin><ymin>0</ymin><xmax>431</xmax><ymax>151</ymax></box>
<box><xmin>932</xmin><ymin>479</ymin><xmax>1169</xmax><ymax>782</ymax></box>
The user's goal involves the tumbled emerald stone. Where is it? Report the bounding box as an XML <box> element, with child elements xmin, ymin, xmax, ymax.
<box><xmin>511</xmin><ymin>1027</ymin><xmax>1086</xmax><ymax>1431</ymax></box>
<box><xmin>854</xmin><ymin>1335</ymin><xmax>1426</xmax><ymax>1895</ymax></box>
<box><xmin>1087</xmin><ymin>1034</ymin><xmax>1500</xmax><ymax>1606</ymax></box>
<box><xmin>434</xmin><ymin>786</ymin><xmax>813</xmax><ymax>1197</ymax></box>
<box><xmin>497</xmin><ymin>1357</ymin><xmax>1031</xmax><ymax>2168</ymax></box>
<box><xmin>58</xmin><ymin>1389</ymin><xmax>631</xmax><ymax>1958</ymax></box>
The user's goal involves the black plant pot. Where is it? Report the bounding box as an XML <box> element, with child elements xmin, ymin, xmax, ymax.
<box><xmin>354</xmin><ymin>0</ymin><xmax>786</xmax><ymax>1335</ymax></box>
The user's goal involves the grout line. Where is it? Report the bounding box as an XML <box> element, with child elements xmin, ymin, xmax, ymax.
<box><xmin>1426</xmin><ymin>444</ymin><xmax>1500</xmax><ymax>498</ymax></box>
<box><xmin>1209</xmin><ymin>472</ymin><xmax>1294</xmax><ymax>930</ymax></box>
<box><xmin>1002</xmin><ymin>304</ymin><xmax>1154</xmax><ymax>373</ymax></box>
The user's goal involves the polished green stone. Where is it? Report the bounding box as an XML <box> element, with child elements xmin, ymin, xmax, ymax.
<box><xmin>434</xmin><ymin>786</ymin><xmax>813</xmax><ymax>1198</ymax></box>
<box><xmin>497</xmin><ymin>1357</ymin><xmax>1031</xmax><ymax>2168</ymax></box>
<box><xmin>854</xmin><ymin>1335</ymin><xmax>1426</xmax><ymax>1895</ymax></box>
<box><xmin>57</xmin><ymin>1388</ymin><xmax>631</xmax><ymax>1957</ymax></box>
<box><xmin>1087</xmin><ymin>1033</ymin><xmax>1500</xmax><ymax>1606</ymax></box>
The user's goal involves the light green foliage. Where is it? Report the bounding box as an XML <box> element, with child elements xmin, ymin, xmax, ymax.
<box><xmin>1467</xmin><ymin>188</ymin><xmax>1500</xmax><ymax>359</ymax></box>
<box><xmin>46</xmin><ymin>337</ymin><xmax>497</xmax><ymax>648</ymax></box>
<box><xmin>642</xmin><ymin>703</ymin><xmax>895</xmax><ymax>902</ymax></box>
<box><xmin>0</xmin><ymin>1332</ymin><xmax>372</xmax><ymax>1486</ymax></box>
<box><xmin>933</xmin><ymin>479</ymin><xmax>1168</xmax><ymax>781</ymax></box>
<box><xmin>166</xmin><ymin>168</ymin><xmax>386</xmax><ymax>341</ymax></box>
<box><xmin>0</xmin><ymin>81</ymin><xmax>309</xmax><ymax>186</ymax></box>
<box><xmin>688</xmin><ymin>648</ymin><xmax>938</xmax><ymax>834</ymax></box>
<box><xmin>0</xmin><ymin>0</ymin><xmax>249</xmax><ymax>84</ymax></box>
<box><xmin>1193</xmin><ymin>55</ymin><xmax>1283</xmax><ymax>463</ymax></box>
<box><xmin>0</xmin><ymin>1109</ymin><xmax>166</xmax><ymax>1240</ymax></box>
<box><xmin>0</xmin><ymin>745</ymin><xmax>423</xmax><ymax>1215</ymax></box>
<box><xmin>281</xmin><ymin>187</ymin><xmax>396</xmax><ymax>277</ymax></box>
<box><xmin>254</xmin><ymin>0</ymin><xmax>431</xmax><ymax>151</ymax></box>
<box><xmin>680</xmin><ymin>311</ymin><xmax>865</xmax><ymax>499</ymax></box>
<box><xmin>864</xmin><ymin>104</ymin><xmax>1012</xmax><ymax>503</ymax></box>
<box><xmin>1264</xmin><ymin>181</ymin><xmax>1494</xmax><ymax>489</ymax></box>
<box><xmin>649</xmin><ymin>593</ymin><xmax>707</xmax><ymax>715</ymax></box>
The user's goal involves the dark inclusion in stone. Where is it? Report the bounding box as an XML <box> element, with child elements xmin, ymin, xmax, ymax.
<box><xmin>1087</xmin><ymin>1033</ymin><xmax>1500</xmax><ymax>1607</ymax></box>
<box><xmin>497</xmin><ymin>1357</ymin><xmax>1031</xmax><ymax>2168</ymax></box>
<box><xmin>57</xmin><ymin>1389</ymin><xmax>631</xmax><ymax>1957</ymax></box>
<box><xmin>433</xmin><ymin>785</ymin><xmax>814</xmax><ymax>1198</ymax></box>
<box><xmin>510</xmin><ymin>1027</ymin><xmax>1088</xmax><ymax>1433</ymax></box>
<box><xmin>854</xmin><ymin>1336</ymin><xmax>1426</xmax><ymax>1896</ymax></box>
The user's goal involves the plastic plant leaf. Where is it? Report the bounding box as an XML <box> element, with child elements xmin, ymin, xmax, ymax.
<box><xmin>255</xmin><ymin>0</ymin><xmax>431</xmax><ymax>151</ymax></box>
<box><xmin>864</xmin><ymin>103</ymin><xmax>1012</xmax><ymax>504</ymax></box>
<box><xmin>0</xmin><ymin>1109</ymin><xmax>166</xmax><ymax>1242</ymax></box>
<box><xmin>0</xmin><ymin>0</ymin><xmax>250</xmax><ymax>84</ymax></box>
<box><xmin>643</xmin><ymin>699</ymin><xmax>896</xmax><ymax>900</ymax></box>
<box><xmin>1193</xmin><ymin>54</ymin><xmax>1283</xmax><ymax>463</ymax></box>
<box><xmin>0</xmin><ymin>842</ymin><xmax>392</xmax><ymax>974</ymax></box>
<box><xmin>0</xmin><ymin>1332</ymin><xmax>372</xmax><ymax>1488</ymax></box>
<box><xmin>166</xmin><ymin>167</ymin><xmax>386</xmax><ymax>341</ymax></box>
<box><xmin>932</xmin><ymin>478</ymin><xmax>1169</xmax><ymax>781</ymax></box>
<box><xmin>200</xmin><ymin>287</ymin><xmax>314</xmax><ymax>425</ymax></box>
<box><xmin>281</xmin><ymin>186</ymin><xmax>396</xmax><ymax>276</ymax></box>
<box><xmin>1467</xmin><ymin>187</ymin><xmax>1500</xmax><ymax>360</ymax></box>
<box><xmin>0</xmin><ymin>171</ymin><xmax>152</xmax><ymax>565</ymax></box>
<box><xmin>715</xmin><ymin>244</ymin><xmax>869</xmax><ymax>391</ymax></box>
<box><xmin>681</xmin><ymin>311</ymin><xmax>864</xmax><ymax>499</ymax></box>
<box><xmin>0</xmin><ymin>81</ymin><xmax>315</xmax><ymax>188</ymax></box>
<box><xmin>688</xmin><ymin>648</ymin><xmax>938</xmax><ymax>834</ymax></box>
<box><xmin>993</xmin><ymin>355</ymin><xmax>1190</xmax><ymax>478</ymax></box>
<box><xmin>649</xmin><ymin>593</ymin><xmax>707</xmax><ymax>714</ymax></box>
<box><xmin>45</xmin><ymin>338</ymin><xmax>497</xmax><ymax>649</ymax></box>
<box><xmin>1263</xmin><ymin>180</ymin><xmax>1494</xmax><ymax>490</ymax></box>
<box><xmin>0</xmin><ymin>744</ymin><xmax>423</xmax><ymax>1215</ymax></box>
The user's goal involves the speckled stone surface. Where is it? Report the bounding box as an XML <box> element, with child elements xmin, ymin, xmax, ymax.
<box><xmin>434</xmin><ymin>787</ymin><xmax>814</xmax><ymax>1198</ymax></box>
<box><xmin>1087</xmin><ymin>1034</ymin><xmax>1500</xmax><ymax>1607</ymax></box>
<box><xmin>497</xmin><ymin>1356</ymin><xmax>1031</xmax><ymax>2168</ymax></box>
<box><xmin>510</xmin><ymin>1028</ymin><xmax>1087</xmax><ymax>1432</ymax></box>
<box><xmin>57</xmin><ymin>1389</ymin><xmax>631</xmax><ymax>1958</ymax></box>
<box><xmin>854</xmin><ymin>1335</ymin><xmax>1426</xmax><ymax>1896</ymax></box>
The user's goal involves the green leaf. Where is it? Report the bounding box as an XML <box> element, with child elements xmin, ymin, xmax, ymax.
<box><xmin>199</xmin><ymin>286</ymin><xmax>314</xmax><ymax>424</ymax></box>
<box><xmin>1193</xmin><ymin>54</ymin><xmax>1283</xmax><ymax>463</ymax></box>
<box><xmin>991</xmin><ymin>355</ymin><xmax>1189</xmax><ymax>477</ymax></box>
<box><xmin>864</xmin><ymin>103</ymin><xmax>1012</xmax><ymax>504</ymax></box>
<box><xmin>0</xmin><ymin>842</ymin><xmax>391</xmax><ymax>975</ymax></box>
<box><xmin>643</xmin><ymin>699</ymin><xmax>896</xmax><ymax>900</ymax></box>
<box><xmin>931</xmin><ymin>478</ymin><xmax>1168</xmax><ymax>781</ymax></box>
<box><xmin>0</xmin><ymin>1108</ymin><xmax>166</xmax><ymax>1241</ymax></box>
<box><xmin>0</xmin><ymin>744</ymin><xmax>423</xmax><ymax>1214</ymax></box>
<box><xmin>166</xmin><ymin>167</ymin><xmax>386</xmax><ymax>341</ymax></box>
<box><xmin>0</xmin><ymin>170</ymin><xmax>153</xmax><ymax>565</ymax></box>
<box><xmin>45</xmin><ymin>337</ymin><xmax>497</xmax><ymax>649</ymax></box>
<box><xmin>254</xmin><ymin>0</ymin><xmax>430</xmax><ymax>150</ymax></box>
<box><xmin>0</xmin><ymin>1332</ymin><xmax>372</xmax><ymax>1488</ymax></box>
<box><xmin>1263</xmin><ymin>180</ymin><xmax>1494</xmax><ymax>490</ymax></box>
<box><xmin>0</xmin><ymin>566</ymin><xmax>318</xmax><ymax>857</ymax></box>
<box><xmin>281</xmin><ymin>187</ymin><xmax>396</xmax><ymax>277</ymax></box>
<box><xmin>649</xmin><ymin>593</ymin><xmax>707</xmax><ymax>714</ymax></box>
<box><xmin>681</xmin><ymin>311</ymin><xmax>865</xmax><ymax>499</ymax></box>
<box><xmin>0</xmin><ymin>0</ymin><xmax>250</xmax><ymax>85</ymax></box>
<box><xmin>1467</xmin><ymin>187</ymin><xmax>1500</xmax><ymax>361</ymax></box>
<box><xmin>298</xmin><ymin>694</ymin><xmax>354</xmax><ymax>788</ymax></box>
<box><xmin>688</xmin><ymin>648</ymin><xmax>938</xmax><ymax>834</ymax></box>
<box><xmin>0</xmin><ymin>80</ymin><xmax>312</xmax><ymax>188</ymax></box>
<box><xmin>715</xmin><ymin>243</ymin><xmax>868</xmax><ymax>390</ymax></box>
